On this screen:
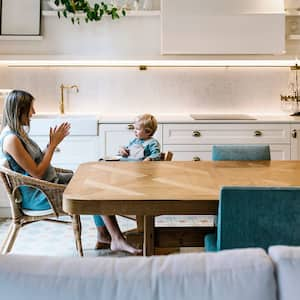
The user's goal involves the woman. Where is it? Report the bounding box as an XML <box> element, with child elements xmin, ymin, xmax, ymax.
<box><xmin>0</xmin><ymin>90</ymin><xmax>141</xmax><ymax>255</ymax></box>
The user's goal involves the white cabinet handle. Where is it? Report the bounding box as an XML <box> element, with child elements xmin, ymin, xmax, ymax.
<box><xmin>193</xmin><ymin>156</ymin><xmax>201</xmax><ymax>161</ymax></box>
<box><xmin>292</xmin><ymin>129</ymin><xmax>297</xmax><ymax>138</ymax></box>
<box><xmin>127</xmin><ymin>124</ymin><xmax>134</xmax><ymax>130</ymax></box>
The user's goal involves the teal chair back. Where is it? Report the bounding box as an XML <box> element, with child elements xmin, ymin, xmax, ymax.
<box><xmin>212</xmin><ymin>144</ymin><xmax>271</xmax><ymax>161</ymax></box>
<box><xmin>205</xmin><ymin>187</ymin><xmax>300</xmax><ymax>251</ymax></box>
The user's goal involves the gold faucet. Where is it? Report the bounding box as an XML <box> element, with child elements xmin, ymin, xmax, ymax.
<box><xmin>59</xmin><ymin>84</ymin><xmax>79</xmax><ymax>114</ymax></box>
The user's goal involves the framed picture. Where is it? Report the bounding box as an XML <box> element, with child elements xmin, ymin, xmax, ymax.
<box><xmin>0</xmin><ymin>0</ymin><xmax>41</xmax><ymax>35</ymax></box>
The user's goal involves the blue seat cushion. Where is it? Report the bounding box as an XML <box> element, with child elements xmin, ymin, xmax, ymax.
<box><xmin>212</xmin><ymin>144</ymin><xmax>270</xmax><ymax>161</ymax></box>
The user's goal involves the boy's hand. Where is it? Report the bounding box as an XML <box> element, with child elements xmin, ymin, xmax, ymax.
<box><xmin>119</xmin><ymin>147</ymin><xmax>129</xmax><ymax>157</ymax></box>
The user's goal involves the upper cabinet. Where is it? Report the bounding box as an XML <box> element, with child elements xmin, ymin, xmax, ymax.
<box><xmin>161</xmin><ymin>0</ymin><xmax>285</xmax><ymax>55</ymax></box>
<box><xmin>0</xmin><ymin>0</ymin><xmax>41</xmax><ymax>36</ymax></box>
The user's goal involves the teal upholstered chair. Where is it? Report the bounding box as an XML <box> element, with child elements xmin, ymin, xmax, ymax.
<box><xmin>205</xmin><ymin>187</ymin><xmax>300</xmax><ymax>252</ymax></box>
<box><xmin>212</xmin><ymin>144</ymin><xmax>271</xmax><ymax>161</ymax></box>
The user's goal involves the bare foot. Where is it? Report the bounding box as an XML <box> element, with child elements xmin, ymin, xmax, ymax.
<box><xmin>110</xmin><ymin>237</ymin><xmax>142</xmax><ymax>255</ymax></box>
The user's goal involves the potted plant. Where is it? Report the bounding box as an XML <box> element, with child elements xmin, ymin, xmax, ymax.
<box><xmin>51</xmin><ymin>0</ymin><xmax>126</xmax><ymax>24</ymax></box>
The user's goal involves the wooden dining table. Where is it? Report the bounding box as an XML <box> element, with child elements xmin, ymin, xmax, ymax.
<box><xmin>63</xmin><ymin>160</ymin><xmax>300</xmax><ymax>256</ymax></box>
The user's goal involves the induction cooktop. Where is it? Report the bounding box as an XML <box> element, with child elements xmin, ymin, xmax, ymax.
<box><xmin>190</xmin><ymin>114</ymin><xmax>256</xmax><ymax>120</ymax></box>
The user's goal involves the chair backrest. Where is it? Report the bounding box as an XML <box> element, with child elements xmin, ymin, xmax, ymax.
<box><xmin>0</xmin><ymin>160</ymin><xmax>62</xmax><ymax>217</ymax></box>
<box><xmin>212</xmin><ymin>144</ymin><xmax>271</xmax><ymax>161</ymax></box>
<box><xmin>160</xmin><ymin>151</ymin><xmax>173</xmax><ymax>161</ymax></box>
<box><xmin>216</xmin><ymin>186</ymin><xmax>300</xmax><ymax>251</ymax></box>
<box><xmin>0</xmin><ymin>161</ymin><xmax>25</xmax><ymax>219</ymax></box>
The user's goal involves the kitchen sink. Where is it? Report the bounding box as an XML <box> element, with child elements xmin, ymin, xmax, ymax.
<box><xmin>33</xmin><ymin>114</ymin><xmax>98</xmax><ymax>119</ymax></box>
<box><xmin>190</xmin><ymin>114</ymin><xmax>256</xmax><ymax>120</ymax></box>
<box><xmin>30</xmin><ymin>114</ymin><xmax>98</xmax><ymax>135</ymax></box>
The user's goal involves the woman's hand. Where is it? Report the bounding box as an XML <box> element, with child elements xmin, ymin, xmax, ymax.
<box><xmin>119</xmin><ymin>146</ymin><xmax>129</xmax><ymax>157</ymax></box>
<box><xmin>49</xmin><ymin>122</ymin><xmax>71</xmax><ymax>148</ymax></box>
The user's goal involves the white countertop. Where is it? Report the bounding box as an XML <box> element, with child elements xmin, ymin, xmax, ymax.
<box><xmin>30</xmin><ymin>113</ymin><xmax>300</xmax><ymax>124</ymax></box>
<box><xmin>97</xmin><ymin>114</ymin><xmax>300</xmax><ymax>124</ymax></box>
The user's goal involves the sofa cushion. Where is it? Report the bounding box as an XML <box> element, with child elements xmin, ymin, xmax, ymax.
<box><xmin>0</xmin><ymin>248</ymin><xmax>276</xmax><ymax>300</ymax></box>
<box><xmin>269</xmin><ymin>246</ymin><xmax>300</xmax><ymax>300</ymax></box>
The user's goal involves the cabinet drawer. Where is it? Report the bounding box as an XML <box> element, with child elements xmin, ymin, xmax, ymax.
<box><xmin>32</xmin><ymin>136</ymin><xmax>100</xmax><ymax>166</ymax></box>
<box><xmin>163</xmin><ymin>144</ymin><xmax>291</xmax><ymax>161</ymax></box>
<box><xmin>163</xmin><ymin>145</ymin><xmax>211</xmax><ymax>161</ymax></box>
<box><xmin>163</xmin><ymin>124</ymin><xmax>290</xmax><ymax>145</ymax></box>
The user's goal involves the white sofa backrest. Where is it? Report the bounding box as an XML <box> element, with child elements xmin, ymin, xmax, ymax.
<box><xmin>269</xmin><ymin>246</ymin><xmax>300</xmax><ymax>300</ymax></box>
<box><xmin>0</xmin><ymin>248</ymin><xmax>276</xmax><ymax>300</ymax></box>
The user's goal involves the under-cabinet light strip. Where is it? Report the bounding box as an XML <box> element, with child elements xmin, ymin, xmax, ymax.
<box><xmin>0</xmin><ymin>60</ymin><xmax>297</xmax><ymax>67</ymax></box>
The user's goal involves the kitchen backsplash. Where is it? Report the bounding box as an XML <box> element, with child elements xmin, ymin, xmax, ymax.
<box><xmin>0</xmin><ymin>66</ymin><xmax>289</xmax><ymax>115</ymax></box>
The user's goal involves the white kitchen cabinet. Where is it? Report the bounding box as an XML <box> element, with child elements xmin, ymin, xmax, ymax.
<box><xmin>163</xmin><ymin>124</ymin><xmax>290</xmax><ymax>145</ymax></box>
<box><xmin>161</xmin><ymin>0</ymin><xmax>285</xmax><ymax>55</ymax></box>
<box><xmin>31</xmin><ymin>136</ymin><xmax>100</xmax><ymax>170</ymax></box>
<box><xmin>163</xmin><ymin>144</ymin><xmax>290</xmax><ymax>161</ymax></box>
<box><xmin>163</xmin><ymin>123</ymin><xmax>291</xmax><ymax>161</ymax></box>
<box><xmin>290</xmin><ymin>124</ymin><xmax>300</xmax><ymax>159</ymax></box>
<box><xmin>1</xmin><ymin>0</ymin><xmax>41</xmax><ymax>36</ymax></box>
<box><xmin>162</xmin><ymin>145</ymin><xmax>211</xmax><ymax>161</ymax></box>
<box><xmin>98</xmin><ymin>123</ymin><xmax>163</xmax><ymax>158</ymax></box>
<box><xmin>29</xmin><ymin>116</ymin><xmax>100</xmax><ymax>170</ymax></box>
<box><xmin>269</xmin><ymin>144</ymin><xmax>291</xmax><ymax>160</ymax></box>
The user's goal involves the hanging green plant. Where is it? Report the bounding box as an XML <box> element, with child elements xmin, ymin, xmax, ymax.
<box><xmin>53</xmin><ymin>0</ymin><xmax>126</xmax><ymax>24</ymax></box>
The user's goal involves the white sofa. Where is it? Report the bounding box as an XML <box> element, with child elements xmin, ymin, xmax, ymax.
<box><xmin>0</xmin><ymin>247</ymin><xmax>299</xmax><ymax>300</ymax></box>
<box><xmin>269</xmin><ymin>246</ymin><xmax>300</xmax><ymax>300</ymax></box>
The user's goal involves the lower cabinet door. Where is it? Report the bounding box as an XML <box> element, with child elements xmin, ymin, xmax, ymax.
<box><xmin>270</xmin><ymin>145</ymin><xmax>291</xmax><ymax>160</ymax></box>
<box><xmin>291</xmin><ymin>126</ymin><xmax>300</xmax><ymax>160</ymax></box>
<box><xmin>32</xmin><ymin>136</ymin><xmax>100</xmax><ymax>171</ymax></box>
<box><xmin>164</xmin><ymin>144</ymin><xmax>291</xmax><ymax>161</ymax></box>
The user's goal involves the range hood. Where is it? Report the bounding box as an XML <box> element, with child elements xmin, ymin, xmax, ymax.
<box><xmin>161</xmin><ymin>0</ymin><xmax>285</xmax><ymax>55</ymax></box>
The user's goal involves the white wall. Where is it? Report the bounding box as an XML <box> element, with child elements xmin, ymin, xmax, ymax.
<box><xmin>0</xmin><ymin>65</ymin><xmax>289</xmax><ymax>115</ymax></box>
<box><xmin>0</xmin><ymin>6</ymin><xmax>298</xmax><ymax>115</ymax></box>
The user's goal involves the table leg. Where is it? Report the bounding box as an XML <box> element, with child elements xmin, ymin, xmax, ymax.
<box><xmin>143</xmin><ymin>215</ymin><xmax>154</xmax><ymax>256</ymax></box>
<box><xmin>72</xmin><ymin>214</ymin><xmax>83</xmax><ymax>257</ymax></box>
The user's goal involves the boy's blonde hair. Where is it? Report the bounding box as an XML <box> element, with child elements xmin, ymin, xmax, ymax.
<box><xmin>135</xmin><ymin>114</ymin><xmax>158</xmax><ymax>136</ymax></box>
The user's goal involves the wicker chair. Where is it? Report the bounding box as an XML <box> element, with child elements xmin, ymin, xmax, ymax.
<box><xmin>0</xmin><ymin>160</ymin><xmax>74</xmax><ymax>254</ymax></box>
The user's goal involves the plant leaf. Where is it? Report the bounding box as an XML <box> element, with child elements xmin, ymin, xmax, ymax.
<box><xmin>54</xmin><ymin>0</ymin><xmax>125</xmax><ymax>24</ymax></box>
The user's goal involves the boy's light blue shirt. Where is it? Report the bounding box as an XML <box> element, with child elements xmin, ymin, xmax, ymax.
<box><xmin>121</xmin><ymin>137</ymin><xmax>161</xmax><ymax>161</ymax></box>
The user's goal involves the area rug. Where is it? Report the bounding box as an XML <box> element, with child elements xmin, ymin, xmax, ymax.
<box><xmin>0</xmin><ymin>215</ymin><xmax>214</xmax><ymax>257</ymax></box>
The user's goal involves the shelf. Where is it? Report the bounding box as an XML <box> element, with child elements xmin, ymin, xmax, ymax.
<box><xmin>286</xmin><ymin>9</ymin><xmax>300</xmax><ymax>16</ymax></box>
<box><xmin>0</xmin><ymin>57</ymin><xmax>297</xmax><ymax>67</ymax></box>
<box><xmin>42</xmin><ymin>10</ymin><xmax>160</xmax><ymax>17</ymax></box>
<box><xmin>287</xmin><ymin>34</ymin><xmax>300</xmax><ymax>40</ymax></box>
<box><xmin>0</xmin><ymin>35</ymin><xmax>43</xmax><ymax>41</ymax></box>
